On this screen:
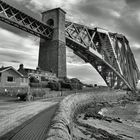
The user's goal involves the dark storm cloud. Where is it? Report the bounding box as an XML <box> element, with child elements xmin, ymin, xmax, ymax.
<box><xmin>74</xmin><ymin>0</ymin><xmax>140</xmax><ymax>47</ymax></box>
<box><xmin>76</xmin><ymin>0</ymin><xmax>124</xmax><ymax>18</ymax></box>
<box><xmin>111</xmin><ymin>0</ymin><xmax>140</xmax><ymax>45</ymax></box>
<box><xmin>4</xmin><ymin>0</ymin><xmax>41</xmax><ymax>19</ymax></box>
<box><xmin>78</xmin><ymin>4</ymin><xmax>104</xmax><ymax>18</ymax></box>
<box><xmin>131</xmin><ymin>48</ymin><xmax>140</xmax><ymax>70</ymax></box>
<box><xmin>67</xmin><ymin>0</ymin><xmax>124</xmax><ymax>32</ymax></box>
<box><xmin>125</xmin><ymin>0</ymin><xmax>140</xmax><ymax>8</ymax></box>
<box><xmin>132</xmin><ymin>47</ymin><xmax>140</xmax><ymax>57</ymax></box>
<box><xmin>116</xmin><ymin>15</ymin><xmax>140</xmax><ymax>44</ymax></box>
<box><xmin>67</xmin><ymin>0</ymin><xmax>140</xmax><ymax>70</ymax></box>
<box><xmin>125</xmin><ymin>0</ymin><xmax>140</xmax><ymax>3</ymax></box>
<box><xmin>77</xmin><ymin>5</ymin><xmax>119</xmax><ymax>21</ymax></box>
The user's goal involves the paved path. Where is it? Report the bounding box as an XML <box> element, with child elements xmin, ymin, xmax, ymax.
<box><xmin>1</xmin><ymin>104</ymin><xmax>58</xmax><ymax>140</ymax></box>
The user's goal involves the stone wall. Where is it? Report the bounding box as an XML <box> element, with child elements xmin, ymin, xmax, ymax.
<box><xmin>0</xmin><ymin>87</ymin><xmax>75</xmax><ymax>98</ymax></box>
<box><xmin>0</xmin><ymin>87</ymin><xmax>28</xmax><ymax>96</ymax></box>
<box><xmin>46</xmin><ymin>90</ymin><xmax>126</xmax><ymax>140</ymax></box>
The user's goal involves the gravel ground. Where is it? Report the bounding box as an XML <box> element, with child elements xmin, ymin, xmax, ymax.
<box><xmin>0</xmin><ymin>96</ymin><xmax>62</xmax><ymax>137</ymax></box>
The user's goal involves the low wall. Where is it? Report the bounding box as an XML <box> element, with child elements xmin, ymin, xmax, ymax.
<box><xmin>46</xmin><ymin>90</ymin><xmax>126</xmax><ymax>140</ymax></box>
<box><xmin>0</xmin><ymin>87</ymin><xmax>28</xmax><ymax>96</ymax></box>
<box><xmin>0</xmin><ymin>87</ymin><xmax>75</xmax><ymax>98</ymax></box>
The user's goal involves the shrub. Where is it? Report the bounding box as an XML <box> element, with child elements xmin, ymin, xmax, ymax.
<box><xmin>59</xmin><ymin>81</ymin><xmax>72</xmax><ymax>90</ymax></box>
<box><xmin>29</xmin><ymin>76</ymin><xmax>39</xmax><ymax>83</ymax></box>
<box><xmin>30</xmin><ymin>82</ymin><xmax>48</xmax><ymax>88</ymax></box>
<box><xmin>47</xmin><ymin>81</ymin><xmax>61</xmax><ymax>91</ymax></box>
<box><xmin>70</xmin><ymin>83</ymin><xmax>83</xmax><ymax>90</ymax></box>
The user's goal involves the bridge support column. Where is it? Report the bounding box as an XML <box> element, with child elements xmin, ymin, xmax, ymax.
<box><xmin>38</xmin><ymin>8</ymin><xmax>66</xmax><ymax>78</ymax></box>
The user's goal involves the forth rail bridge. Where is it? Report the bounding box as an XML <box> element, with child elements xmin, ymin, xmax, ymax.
<box><xmin>0</xmin><ymin>0</ymin><xmax>139</xmax><ymax>91</ymax></box>
<box><xmin>0</xmin><ymin>0</ymin><xmax>140</xmax><ymax>140</ymax></box>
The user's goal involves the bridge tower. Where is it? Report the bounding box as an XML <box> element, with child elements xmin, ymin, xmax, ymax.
<box><xmin>38</xmin><ymin>8</ymin><xmax>66</xmax><ymax>78</ymax></box>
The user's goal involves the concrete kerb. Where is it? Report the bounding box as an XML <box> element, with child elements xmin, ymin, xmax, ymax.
<box><xmin>46</xmin><ymin>91</ymin><xmax>126</xmax><ymax>140</ymax></box>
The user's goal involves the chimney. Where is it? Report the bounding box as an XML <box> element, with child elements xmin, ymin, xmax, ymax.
<box><xmin>19</xmin><ymin>64</ymin><xmax>24</xmax><ymax>70</ymax></box>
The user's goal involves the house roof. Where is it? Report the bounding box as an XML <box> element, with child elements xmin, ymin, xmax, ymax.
<box><xmin>18</xmin><ymin>68</ymin><xmax>28</xmax><ymax>77</ymax></box>
<box><xmin>18</xmin><ymin>68</ymin><xmax>36</xmax><ymax>77</ymax></box>
<box><xmin>0</xmin><ymin>66</ymin><xmax>10</xmax><ymax>72</ymax></box>
<box><xmin>0</xmin><ymin>66</ymin><xmax>24</xmax><ymax>77</ymax></box>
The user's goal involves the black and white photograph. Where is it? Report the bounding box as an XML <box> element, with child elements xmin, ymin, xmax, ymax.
<box><xmin>0</xmin><ymin>0</ymin><xmax>140</xmax><ymax>139</ymax></box>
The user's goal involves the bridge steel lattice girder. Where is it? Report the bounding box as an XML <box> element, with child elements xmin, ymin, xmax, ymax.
<box><xmin>65</xmin><ymin>21</ymin><xmax>139</xmax><ymax>90</ymax></box>
<box><xmin>0</xmin><ymin>0</ymin><xmax>53</xmax><ymax>39</ymax></box>
<box><xmin>0</xmin><ymin>0</ymin><xmax>139</xmax><ymax>91</ymax></box>
<box><xmin>111</xmin><ymin>34</ymin><xmax>140</xmax><ymax>89</ymax></box>
<box><xmin>66</xmin><ymin>35</ymin><xmax>133</xmax><ymax>90</ymax></box>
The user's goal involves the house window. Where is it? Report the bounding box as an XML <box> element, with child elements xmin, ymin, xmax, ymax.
<box><xmin>7</xmin><ymin>76</ymin><xmax>14</xmax><ymax>82</ymax></box>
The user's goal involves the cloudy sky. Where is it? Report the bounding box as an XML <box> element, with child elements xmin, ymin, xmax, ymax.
<box><xmin>0</xmin><ymin>0</ymin><xmax>140</xmax><ymax>85</ymax></box>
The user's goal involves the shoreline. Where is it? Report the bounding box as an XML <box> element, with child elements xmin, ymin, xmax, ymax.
<box><xmin>73</xmin><ymin>98</ymin><xmax>140</xmax><ymax>140</ymax></box>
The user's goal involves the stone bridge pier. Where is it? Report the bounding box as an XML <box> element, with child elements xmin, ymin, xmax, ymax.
<box><xmin>38</xmin><ymin>8</ymin><xmax>66</xmax><ymax>78</ymax></box>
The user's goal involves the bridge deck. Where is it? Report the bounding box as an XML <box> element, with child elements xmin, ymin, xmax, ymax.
<box><xmin>1</xmin><ymin>104</ymin><xmax>58</xmax><ymax>140</ymax></box>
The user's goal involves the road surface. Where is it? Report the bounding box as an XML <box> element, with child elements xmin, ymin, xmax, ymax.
<box><xmin>1</xmin><ymin>104</ymin><xmax>58</xmax><ymax>140</ymax></box>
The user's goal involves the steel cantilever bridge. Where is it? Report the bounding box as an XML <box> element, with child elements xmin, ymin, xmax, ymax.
<box><xmin>0</xmin><ymin>0</ymin><xmax>139</xmax><ymax>91</ymax></box>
